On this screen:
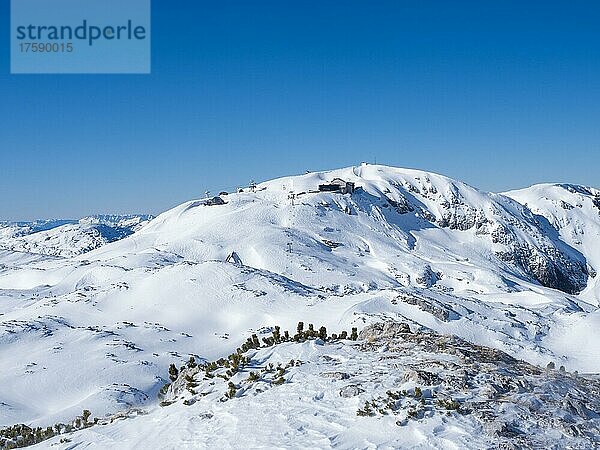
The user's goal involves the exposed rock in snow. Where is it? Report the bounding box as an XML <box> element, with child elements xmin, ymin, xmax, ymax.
<box><xmin>225</xmin><ymin>251</ymin><xmax>243</xmax><ymax>265</ymax></box>
<box><xmin>506</xmin><ymin>183</ymin><xmax>600</xmax><ymax>303</ymax></box>
<box><xmin>24</xmin><ymin>322</ymin><xmax>599</xmax><ymax>449</ymax></box>
<box><xmin>415</xmin><ymin>265</ymin><xmax>440</xmax><ymax>288</ymax></box>
<box><xmin>204</xmin><ymin>196</ymin><xmax>226</xmax><ymax>207</ymax></box>
<box><xmin>1</xmin><ymin>165</ymin><xmax>600</xmax><ymax>447</ymax></box>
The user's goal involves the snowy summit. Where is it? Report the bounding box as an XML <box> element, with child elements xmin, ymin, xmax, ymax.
<box><xmin>1</xmin><ymin>164</ymin><xmax>599</xmax><ymax>449</ymax></box>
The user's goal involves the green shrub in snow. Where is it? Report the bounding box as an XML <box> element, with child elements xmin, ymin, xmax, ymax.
<box><xmin>168</xmin><ymin>363</ymin><xmax>179</xmax><ymax>382</ymax></box>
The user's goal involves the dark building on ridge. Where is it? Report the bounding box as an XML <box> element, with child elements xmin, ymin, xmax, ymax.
<box><xmin>318</xmin><ymin>178</ymin><xmax>356</xmax><ymax>195</ymax></box>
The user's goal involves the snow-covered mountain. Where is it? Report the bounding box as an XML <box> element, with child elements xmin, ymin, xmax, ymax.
<box><xmin>0</xmin><ymin>215</ymin><xmax>153</xmax><ymax>257</ymax></box>
<box><xmin>506</xmin><ymin>183</ymin><xmax>600</xmax><ymax>303</ymax></box>
<box><xmin>1</xmin><ymin>165</ymin><xmax>599</xmax><ymax>448</ymax></box>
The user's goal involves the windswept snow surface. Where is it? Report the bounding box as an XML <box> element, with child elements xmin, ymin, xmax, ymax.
<box><xmin>1</xmin><ymin>165</ymin><xmax>600</xmax><ymax>448</ymax></box>
<box><xmin>30</xmin><ymin>324</ymin><xmax>600</xmax><ymax>449</ymax></box>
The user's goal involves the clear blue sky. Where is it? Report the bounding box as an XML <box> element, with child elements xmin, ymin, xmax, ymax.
<box><xmin>1</xmin><ymin>1</ymin><xmax>599</xmax><ymax>220</ymax></box>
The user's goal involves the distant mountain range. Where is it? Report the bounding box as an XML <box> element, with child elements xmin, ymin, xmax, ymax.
<box><xmin>0</xmin><ymin>215</ymin><xmax>154</xmax><ymax>257</ymax></box>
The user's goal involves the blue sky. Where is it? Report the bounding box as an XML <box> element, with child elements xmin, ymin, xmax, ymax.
<box><xmin>1</xmin><ymin>1</ymin><xmax>599</xmax><ymax>220</ymax></box>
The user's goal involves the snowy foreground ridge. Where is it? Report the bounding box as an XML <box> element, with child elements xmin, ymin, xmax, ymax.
<box><xmin>1</xmin><ymin>164</ymin><xmax>600</xmax><ymax>449</ymax></box>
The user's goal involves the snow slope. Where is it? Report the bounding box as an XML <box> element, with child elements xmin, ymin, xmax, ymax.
<box><xmin>25</xmin><ymin>323</ymin><xmax>600</xmax><ymax>449</ymax></box>
<box><xmin>506</xmin><ymin>183</ymin><xmax>600</xmax><ymax>304</ymax></box>
<box><xmin>1</xmin><ymin>165</ymin><xmax>599</xmax><ymax>448</ymax></box>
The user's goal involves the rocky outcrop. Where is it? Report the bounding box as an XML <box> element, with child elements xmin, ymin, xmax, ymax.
<box><xmin>395</xmin><ymin>294</ymin><xmax>458</xmax><ymax>322</ymax></box>
<box><xmin>356</xmin><ymin>321</ymin><xmax>600</xmax><ymax>448</ymax></box>
<box><xmin>383</xmin><ymin>180</ymin><xmax>590</xmax><ymax>294</ymax></box>
<box><xmin>496</xmin><ymin>243</ymin><xmax>588</xmax><ymax>295</ymax></box>
<box><xmin>414</xmin><ymin>265</ymin><xmax>440</xmax><ymax>288</ymax></box>
<box><xmin>358</xmin><ymin>321</ymin><xmax>411</xmax><ymax>341</ymax></box>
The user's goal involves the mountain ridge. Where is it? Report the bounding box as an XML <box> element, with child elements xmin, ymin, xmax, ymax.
<box><xmin>0</xmin><ymin>215</ymin><xmax>153</xmax><ymax>258</ymax></box>
<box><xmin>0</xmin><ymin>164</ymin><xmax>599</xmax><ymax>446</ymax></box>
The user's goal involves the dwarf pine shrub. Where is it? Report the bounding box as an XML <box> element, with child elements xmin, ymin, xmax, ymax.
<box><xmin>0</xmin><ymin>408</ymin><xmax>102</xmax><ymax>450</ymax></box>
<box><xmin>226</xmin><ymin>382</ymin><xmax>237</xmax><ymax>399</ymax></box>
<box><xmin>318</xmin><ymin>326</ymin><xmax>327</xmax><ymax>341</ymax></box>
<box><xmin>158</xmin><ymin>383</ymin><xmax>170</xmax><ymax>400</ymax></box>
<box><xmin>82</xmin><ymin>410</ymin><xmax>91</xmax><ymax>426</ymax></box>
<box><xmin>357</xmin><ymin>401</ymin><xmax>374</xmax><ymax>417</ymax></box>
<box><xmin>437</xmin><ymin>399</ymin><xmax>460</xmax><ymax>411</ymax></box>
<box><xmin>168</xmin><ymin>364</ymin><xmax>179</xmax><ymax>382</ymax></box>
<box><xmin>386</xmin><ymin>390</ymin><xmax>401</xmax><ymax>400</ymax></box>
